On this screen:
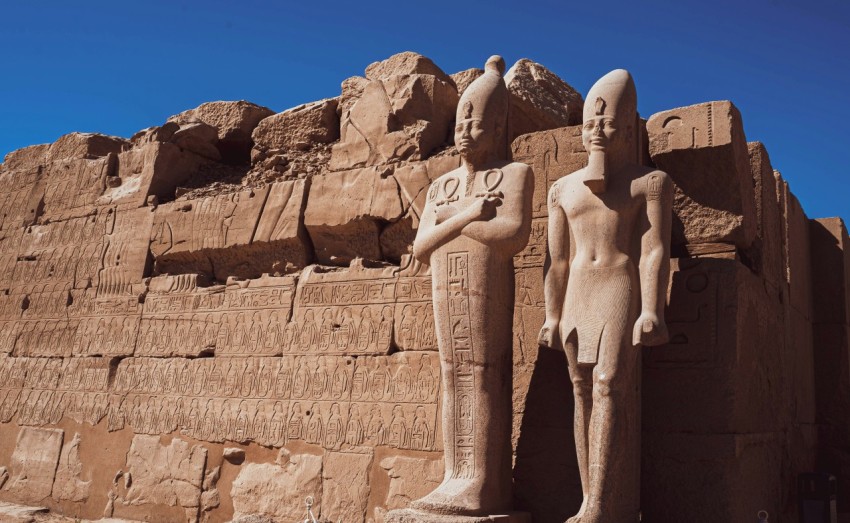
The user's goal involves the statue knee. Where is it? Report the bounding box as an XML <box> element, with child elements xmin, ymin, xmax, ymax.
<box><xmin>592</xmin><ymin>372</ymin><xmax>621</xmax><ymax>399</ymax></box>
<box><xmin>573</xmin><ymin>381</ymin><xmax>591</xmax><ymax>400</ymax></box>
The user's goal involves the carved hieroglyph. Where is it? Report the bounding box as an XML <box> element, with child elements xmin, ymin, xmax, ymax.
<box><xmin>538</xmin><ymin>69</ymin><xmax>672</xmax><ymax>523</ymax></box>
<box><xmin>387</xmin><ymin>56</ymin><xmax>533</xmax><ymax>521</ymax></box>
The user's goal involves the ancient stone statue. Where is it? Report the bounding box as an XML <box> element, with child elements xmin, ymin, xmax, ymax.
<box><xmin>388</xmin><ymin>56</ymin><xmax>533</xmax><ymax>521</ymax></box>
<box><xmin>538</xmin><ymin>69</ymin><xmax>673</xmax><ymax>523</ymax></box>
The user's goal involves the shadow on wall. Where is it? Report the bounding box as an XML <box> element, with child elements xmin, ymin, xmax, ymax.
<box><xmin>809</xmin><ymin>219</ymin><xmax>850</xmax><ymax>514</ymax></box>
<box><xmin>513</xmin><ymin>345</ymin><xmax>582</xmax><ymax>523</ymax></box>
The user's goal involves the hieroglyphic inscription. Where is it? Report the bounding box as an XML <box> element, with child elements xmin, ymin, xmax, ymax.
<box><xmin>107</xmin><ymin>354</ymin><xmax>439</xmax><ymax>451</ymax></box>
<box><xmin>0</xmin><ymin>357</ymin><xmax>111</xmax><ymax>426</ymax></box>
<box><xmin>14</xmin><ymin>212</ymin><xmax>110</xmax><ymax>291</ymax></box>
<box><xmin>646</xmin><ymin>261</ymin><xmax>719</xmax><ymax>368</ymax></box>
<box><xmin>294</xmin><ymin>267</ymin><xmax>436</xmax><ymax>353</ymax></box>
<box><xmin>138</xmin><ymin>275</ymin><xmax>295</xmax><ymax>357</ymax></box>
<box><xmin>515</xmin><ymin>218</ymin><xmax>547</xmax><ymax>269</ymax></box>
<box><xmin>446</xmin><ymin>252</ymin><xmax>474</xmax><ymax>478</ymax></box>
<box><xmin>67</xmin><ymin>290</ymin><xmax>141</xmax><ymax>357</ymax></box>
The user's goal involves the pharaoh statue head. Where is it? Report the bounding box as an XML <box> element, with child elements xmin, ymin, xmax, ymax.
<box><xmin>581</xmin><ymin>69</ymin><xmax>638</xmax><ymax>193</ymax></box>
<box><xmin>454</xmin><ymin>55</ymin><xmax>510</xmax><ymax>162</ymax></box>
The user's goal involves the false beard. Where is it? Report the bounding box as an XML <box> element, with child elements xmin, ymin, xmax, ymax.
<box><xmin>584</xmin><ymin>149</ymin><xmax>608</xmax><ymax>193</ymax></box>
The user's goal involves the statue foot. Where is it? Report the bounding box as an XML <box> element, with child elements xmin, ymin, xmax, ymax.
<box><xmin>565</xmin><ymin>497</ymin><xmax>588</xmax><ymax>523</ymax></box>
<box><xmin>578</xmin><ymin>502</ymin><xmax>602</xmax><ymax>523</ymax></box>
<box><xmin>410</xmin><ymin>479</ymin><xmax>498</xmax><ymax>517</ymax></box>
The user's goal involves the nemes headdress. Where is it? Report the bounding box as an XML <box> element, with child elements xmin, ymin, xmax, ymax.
<box><xmin>583</xmin><ymin>69</ymin><xmax>637</xmax><ymax>124</ymax></box>
<box><xmin>456</xmin><ymin>55</ymin><xmax>510</xmax><ymax>158</ymax></box>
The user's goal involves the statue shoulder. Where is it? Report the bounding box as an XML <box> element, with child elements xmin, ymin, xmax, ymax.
<box><xmin>430</xmin><ymin>165</ymin><xmax>464</xmax><ymax>185</ymax></box>
<box><xmin>503</xmin><ymin>161</ymin><xmax>533</xmax><ymax>178</ymax></box>
<box><xmin>632</xmin><ymin>168</ymin><xmax>671</xmax><ymax>202</ymax></box>
<box><xmin>425</xmin><ymin>166</ymin><xmax>464</xmax><ymax>203</ymax></box>
<box><xmin>500</xmin><ymin>162</ymin><xmax>534</xmax><ymax>191</ymax></box>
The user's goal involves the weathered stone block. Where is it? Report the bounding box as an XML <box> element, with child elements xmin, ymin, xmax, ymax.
<box><xmin>168</xmin><ymin>100</ymin><xmax>274</xmax><ymax>164</ymax></box>
<box><xmin>365</xmin><ymin>51</ymin><xmax>455</xmax><ymax>85</ymax></box>
<box><xmin>304</xmin><ymin>166</ymin><xmax>404</xmax><ymax>264</ymax></box>
<box><xmin>230</xmin><ymin>450</ymin><xmax>323</xmax><ymax>521</ymax></box>
<box><xmin>810</xmin><ymin>218</ymin><xmax>850</xmax><ymax>326</ymax></box>
<box><xmin>168</xmin><ymin>121</ymin><xmax>222</xmax><ymax>161</ymax></box>
<box><xmin>642</xmin><ymin>432</ymin><xmax>785</xmax><ymax>523</ymax></box>
<box><xmin>647</xmin><ymin>101</ymin><xmax>757</xmax><ymax>248</ymax></box>
<box><xmin>107</xmin><ymin>141</ymin><xmax>208</xmax><ymax>209</ymax></box>
<box><xmin>813</xmin><ymin>323</ymin><xmax>850</xmax><ymax>427</ymax></box>
<box><xmin>291</xmin><ymin>263</ymin><xmax>436</xmax><ymax>354</ymax></box>
<box><xmin>777</xmin><ymin>174</ymin><xmax>813</xmax><ymax>317</ymax></box>
<box><xmin>644</xmin><ymin>258</ymin><xmax>788</xmax><ymax>434</ymax></box>
<box><xmin>787</xmin><ymin>306</ymin><xmax>816</xmax><ymax>424</ymax></box>
<box><xmin>377</xmin><ymin>455</ymin><xmax>443</xmax><ymax>515</ymax></box>
<box><xmin>51</xmin><ymin>432</ymin><xmax>90</xmax><ymax>503</ymax></box>
<box><xmin>321</xmin><ymin>451</ymin><xmax>372</xmax><ymax>522</ymax></box>
<box><xmin>46</xmin><ymin>132</ymin><xmax>127</xmax><ymax>162</ymax></box>
<box><xmin>151</xmin><ymin>186</ymin><xmax>272</xmax><ymax>280</ymax></box>
<box><xmin>749</xmin><ymin>142</ymin><xmax>784</xmax><ymax>287</ymax></box>
<box><xmin>115</xmin><ymin>435</ymin><xmax>206</xmax><ymax>521</ymax></box>
<box><xmin>3</xmin><ymin>427</ymin><xmax>64</xmax><ymax>504</ymax></box>
<box><xmin>99</xmin><ymin>206</ymin><xmax>154</xmax><ymax>296</ymax></box>
<box><xmin>450</xmin><ymin>68</ymin><xmax>483</xmax><ymax>95</ymax></box>
<box><xmin>505</xmin><ymin>59</ymin><xmax>583</xmax><ymax>140</ymax></box>
<box><xmin>249</xmin><ymin>178</ymin><xmax>313</xmax><ymax>273</ymax></box>
<box><xmin>381</xmin><ymin>154</ymin><xmax>462</xmax><ymax>262</ymax></box>
<box><xmin>1</xmin><ymin>143</ymin><xmax>49</xmax><ymax>172</ymax></box>
<box><xmin>136</xmin><ymin>274</ymin><xmax>295</xmax><ymax>357</ymax></box>
<box><xmin>251</xmin><ymin>98</ymin><xmax>339</xmax><ymax>162</ymax></box>
<box><xmin>331</xmin><ymin>54</ymin><xmax>458</xmax><ymax>171</ymax></box>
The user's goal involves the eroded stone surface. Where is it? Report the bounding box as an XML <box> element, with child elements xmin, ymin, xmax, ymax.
<box><xmin>3</xmin><ymin>427</ymin><xmax>64</xmax><ymax>504</ymax></box>
<box><xmin>51</xmin><ymin>432</ymin><xmax>90</xmax><ymax>502</ymax></box>
<box><xmin>230</xmin><ymin>450</ymin><xmax>322</xmax><ymax>521</ymax></box>
<box><xmin>304</xmin><ymin>166</ymin><xmax>404</xmax><ymax>264</ymax></box>
<box><xmin>504</xmin><ymin>59</ymin><xmax>583</xmax><ymax>140</ymax></box>
<box><xmin>119</xmin><ymin>435</ymin><xmax>206</xmax><ymax>510</ymax></box>
<box><xmin>321</xmin><ymin>452</ymin><xmax>372</xmax><ymax>522</ymax></box>
<box><xmin>168</xmin><ymin>100</ymin><xmax>274</xmax><ymax>164</ymax></box>
<box><xmin>450</xmin><ymin>69</ymin><xmax>484</xmax><ymax>96</ymax></box>
<box><xmin>330</xmin><ymin>53</ymin><xmax>458</xmax><ymax>171</ymax></box>
<box><xmin>251</xmin><ymin>99</ymin><xmax>340</xmax><ymax>165</ymax></box>
<box><xmin>379</xmin><ymin>455</ymin><xmax>443</xmax><ymax>511</ymax></box>
<box><xmin>646</xmin><ymin>101</ymin><xmax>757</xmax><ymax>249</ymax></box>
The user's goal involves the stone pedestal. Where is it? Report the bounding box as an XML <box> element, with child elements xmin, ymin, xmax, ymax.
<box><xmin>385</xmin><ymin>508</ymin><xmax>531</xmax><ymax>523</ymax></box>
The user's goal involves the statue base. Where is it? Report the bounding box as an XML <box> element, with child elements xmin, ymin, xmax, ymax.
<box><xmin>385</xmin><ymin>509</ymin><xmax>531</xmax><ymax>523</ymax></box>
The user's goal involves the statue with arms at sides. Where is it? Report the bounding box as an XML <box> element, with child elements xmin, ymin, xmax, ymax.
<box><xmin>538</xmin><ymin>69</ymin><xmax>673</xmax><ymax>523</ymax></box>
<box><xmin>387</xmin><ymin>55</ymin><xmax>533</xmax><ymax>522</ymax></box>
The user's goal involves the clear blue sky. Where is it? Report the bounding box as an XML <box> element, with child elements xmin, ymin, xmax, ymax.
<box><xmin>1</xmin><ymin>0</ymin><xmax>848</xmax><ymax>221</ymax></box>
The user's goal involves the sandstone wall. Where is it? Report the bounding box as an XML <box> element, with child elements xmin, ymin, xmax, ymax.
<box><xmin>0</xmin><ymin>52</ymin><xmax>845</xmax><ymax>523</ymax></box>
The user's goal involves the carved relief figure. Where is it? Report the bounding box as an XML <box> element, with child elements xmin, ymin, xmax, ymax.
<box><xmin>401</xmin><ymin>56</ymin><xmax>534</xmax><ymax>518</ymax></box>
<box><xmin>538</xmin><ymin>70</ymin><xmax>672</xmax><ymax>523</ymax></box>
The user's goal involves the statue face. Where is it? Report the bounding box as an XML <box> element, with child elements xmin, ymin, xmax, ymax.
<box><xmin>581</xmin><ymin>115</ymin><xmax>621</xmax><ymax>154</ymax></box>
<box><xmin>455</xmin><ymin>118</ymin><xmax>491</xmax><ymax>156</ymax></box>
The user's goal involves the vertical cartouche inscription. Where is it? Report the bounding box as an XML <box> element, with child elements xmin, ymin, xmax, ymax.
<box><xmin>447</xmin><ymin>251</ymin><xmax>474</xmax><ymax>479</ymax></box>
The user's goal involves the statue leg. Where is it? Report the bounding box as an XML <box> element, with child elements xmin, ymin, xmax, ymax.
<box><xmin>563</xmin><ymin>329</ymin><xmax>592</xmax><ymax>523</ymax></box>
<box><xmin>583</xmin><ymin>325</ymin><xmax>640</xmax><ymax>523</ymax></box>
